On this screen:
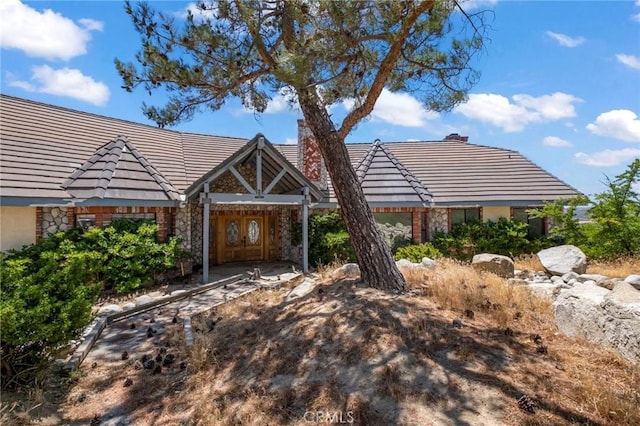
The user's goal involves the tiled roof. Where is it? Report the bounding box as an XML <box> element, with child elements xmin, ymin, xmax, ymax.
<box><xmin>62</xmin><ymin>136</ymin><xmax>181</xmax><ymax>202</ymax></box>
<box><xmin>0</xmin><ymin>94</ymin><xmax>580</xmax><ymax>207</ymax></box>
<box><xmin>354</xmin><ymin>140</ymin><xmax>432</xmax><ymax>206</ymax></box>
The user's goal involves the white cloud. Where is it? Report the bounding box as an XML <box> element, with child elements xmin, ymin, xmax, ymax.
<box><xmin>545</xmin><ymin>31</ymin><xmax>585</xmax><ymax>48</ymax></box>
<box><xmin>575</xmin><ymin>148</ymin><xmax>640</xmax><ymax>167</ymax></box>
<box><xmin>0</xmin><ymin>0</ymin><xmax>103</xmax><ymax>61</ymax></box>
<box><xmin>174</xmin><ymin>2</ymin><xmax>218</xmax><ymax>20</ymax></box>
<box><xmin>616</xmin><ymin>54</ymin><xmax>640</xmax><ymax>71</ymax></box>
<box><xmin>368</xmin><ymin>89</ymin><xmax>439</xmax><ymax>128</ymax></box>
<box><xmin>459</xmin><ymin>0</ymin><xmax>498</xmax><ymax>11</ymax></box>
<box><xmin>454</xmin><ymin>92</ymin><xmax>582</xmax><ymax>132</ymax></box>
<box><xmin>632</xmin><ymin>13</ymin><xmax>640</xmax><ymax>23</ymax></box>
<box><xmin>542</xmin><ymin>136</ymin><xmax>573</xmax><ymax>148</ymax></box>
<box><xmin>586</xmin><ymin>110</ymin><xmax>640</xmax><ymax>142</ymax></box>
<box><xmin>8</xmin><ymin>65</ymin><xmax>110</xmax><ymax>106</ymax></box>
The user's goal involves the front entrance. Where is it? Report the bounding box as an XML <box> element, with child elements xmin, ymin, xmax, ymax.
<box><xmin>209</xmin><ymin>213</ymin><xmax>280</xmax><ymax>264</ymax></box>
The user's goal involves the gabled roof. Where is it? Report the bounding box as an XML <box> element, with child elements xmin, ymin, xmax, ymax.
<box><xmin>62</xmin><ymin>136</ymin><xmax>181</xmax><ymax>202</ymax></box>
<box><xmin>354</xmin><ymin>140</ymin><xmax>432</xmax><ymax>206</ymax></box>
<box><xmin>187</xmin><ymin>134</ymin><xmax>324</xmax><ymax>202</ymax></box>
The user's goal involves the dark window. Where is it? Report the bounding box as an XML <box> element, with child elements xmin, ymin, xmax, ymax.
<box><xmin>373</xmin><ymin>212</ymin><xmax>412</xmax><ymax>250</ymax></box>
<box><xmin>421</xmin><ymin>212</ymin><xmax>428</xmax><ymax>242</ymax></box>
<box><xmin>513</xmin><ymin>208</ymin><xmax>544</xmax><ymax>237</ymax></box>
<box><xmin>451</xmin><ymin>208</ymin><xmax>480</xmax><ymax>225</ymax></box>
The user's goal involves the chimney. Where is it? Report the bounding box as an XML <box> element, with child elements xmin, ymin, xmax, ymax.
<box><xmin>297</xmin><ymin>120</ymin><xmax>327</xmax><ymax>190</ymax></box>
<box><xmin>444</xmin><ymin>133</ymin><xmax>469</xmax><ymax>142</ymax></box>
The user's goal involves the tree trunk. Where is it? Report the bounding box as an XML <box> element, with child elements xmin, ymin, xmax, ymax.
<box><xmin>297</xmin><ymin>93</ymin><xmax>408</xmax><ymax>293</ymax></box>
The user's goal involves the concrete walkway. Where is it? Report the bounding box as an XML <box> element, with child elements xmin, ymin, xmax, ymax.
<box><xmin>65</xmin><ymin>262</ymin><xmax>301</xmax><ymax>369</ymax></box>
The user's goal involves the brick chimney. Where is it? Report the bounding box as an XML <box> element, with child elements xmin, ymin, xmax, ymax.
<box><xmin>444</xmin><ymin>133</ymin><xmax>469</xmax><ymax>142</ymax></box>
<box><xmin>297</xmin><ymin>120</ymin><xmax>327</xmax><ymax>190</ymax></box>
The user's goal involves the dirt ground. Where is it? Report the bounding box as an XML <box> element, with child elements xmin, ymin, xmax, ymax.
<box><xmin>3</xmin><ymin>265</ymin><xmax>639</xmax><ymax>425</ymax></box>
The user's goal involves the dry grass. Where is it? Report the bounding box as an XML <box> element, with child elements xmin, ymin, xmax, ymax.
<box><xmin>587</xmin><ymin>256</ymin><xmax>640</xmax><ymax>277</ymax></box>
<box><xmin>21</xmin><ymin>262</ymin><xmax>637</xmax><ymax>425</ymax></box>
<box><xmin>515</xmin><ymin>254</ymin><xmax>639</xmax><ymax>278</ymax></box>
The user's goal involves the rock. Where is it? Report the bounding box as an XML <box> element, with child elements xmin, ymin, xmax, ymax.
<box><xmin>421</xmin><ymin>257</ymin><xmax>437</xmax><ymax>268</ymax></box>
<box><xmin>554</xmin><ymin>282</ymin><xmax>640</xmax><ymax>364</ymax></box>
<box><xmin>396</xmin><ymin>259</ymin><xmax>417</xmax><ymax>269</ymax></box>
<box><xmin>336</xmin><ymin>263</ymin><xmax>360</xmax><ymax>278</ymax></box>
<box><xmin>515</xmin><ymin>269</ymin><xmax>534</xmax><ymax>280</ymax></box>
<box><xmin>285</xmin><ymin>277</ymin><xmax>316</xmax><ymax>302</ymax></box>
<box><xmin>598</xmin><ymin>279</ymin><xmax>616</xmax><ymax>291</ymax></box>
<box><xmin>122</xmin><ymin>302</ymin><xmax>136</xmax><ymax>311</ymax></box>
<box><xmin>582</xmin><ymin>280</ymin><xmax>597</xmax><ymax>287</ymax></box>
<box><xmin>171</xmin><ymin>289</ymin><xmax>187</xmax><ymax>296</ymax></box>
<box><xmin>550</xmin><ymin>275</ymin><xmax>563</xmax><ymax>282</ymax></box>
<box><xmin>561</xmin><ymin>271</ymin><xmax>579</xmax><ymax>283</ymax></box>
<box><xmin>624</xmin><ymin>275</ymin><xmax>640</xmax><ymax>290</ymax></box>
<box><xmin>135</xmin><ymin>295</ymin><xmax>153</xmax><ymax>306</ymax></box>
<box><xmin>537</xmin><ymin>245</ymin><xmax>587</xmax><ymax>276</ymax></box>
<box><xmin>578</xmin><ymin>274</ymin><xmax>608</xmax><ymax>284</ymax></box>
<box><xmin>528</xmin><ymin>283</ymin><xmax>560</xmax><ymax>299</ymax></box>
<box><xmin>471</xmin><ymin>253</ymin><xmax>514</xmax><ymax>278</ymax></box>
<box><xmin>97</xmin><ymin>304</ymin><xmax>122</xmax><ymax>316</ymax></box>
<box><xmin>507</xmin><ymin>278</ymin><xmax>529</xmax><ymax>286</ymax></box>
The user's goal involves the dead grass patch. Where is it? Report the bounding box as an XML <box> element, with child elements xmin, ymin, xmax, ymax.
<box><xmin>45</xmin><ymin>263</ymin><xmax>640</xmax><ymax>426</ymax></box>
<box><xmin>588</xmin><ymin>256</ymin><xmax>640</xmax><ymax>277</ymax></box>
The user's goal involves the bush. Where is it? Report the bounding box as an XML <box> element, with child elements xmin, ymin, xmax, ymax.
<box><xmin>0</xmin><ymin>220</ymin><xmax>185</xmax><ymax>388</ymax></box>
<box><xmin>532</xmin><ymin>159</ymin><xmax>640</xmax><ymax>259</ymax></box>
<box><xmin>394</xmin><ymin>243</ymin><xmax>442</xmax><ymax>262</ymax></box>
<box><xmin>292</xmin><ymin>213</ymin><xmax>355</xmax><ymax>266</ymax></box>
<box><xmin>432</xmin><ymin>218</ymin><xmax>552</xmax><ymax>261</ymax></box>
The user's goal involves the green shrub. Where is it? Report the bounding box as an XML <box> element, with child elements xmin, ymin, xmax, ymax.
<box><xmin>292</xmin><ymin>213</ymin><xmax>356</xmax><ymax>266</ymax></box>
<box><xmin>432</xmin><ymin>218</ymin><xmax>553</xmax><ymax>261</ymax></box>
<box><xmin>393</xmin><ymin>243</ymin><xmax>442</xmax><ymax>262</ymax></box>
<box><xmin>532</xmin><ymin>159</ymin><xmax>640</xmax><ymax>259</ymax></box>
<box><xmin>0</xmin><ymin>220</ymin><xmax>185</xmax><ymax>388</ymax></box>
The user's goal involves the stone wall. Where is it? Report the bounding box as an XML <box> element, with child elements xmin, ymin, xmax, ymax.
<box><xmin>428</xmin><ymin>208</ymin><xmax>448</xmax><ymax>239</ymax></box>
<box><xmin>175</xmin><ymin>205</ymin><xmax>192</xmax><ymax>252</ymax></box>
<box><xmin>297</xmin><ymin>120</ymin><xmax>328</xmax><ymax>190</ymax></box>
<box><xmin>190</xmin><ymin>201</ymin><xmax>203</xmax><ymax>264</ymax></box>
<box><xmin>40</xmin><ymin>206</ymin><xmax>73</xmax><ymax>237</ymax></box>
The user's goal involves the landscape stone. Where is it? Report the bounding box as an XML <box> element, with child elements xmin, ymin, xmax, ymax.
<box><xmin>578</xmin><ymin>274</ymin><xmax>608</xmax><ymax>284</ymax></box>
<box><xmin>97</xmin><ymin>304</ymin><xmax>123</xmax><ymax>316</ymax></box>
<box><xmin>471</xmin><ymin>253</ymin><xmax>514</xmax><ymax>278</ymax></box>
<box><xmin>135</xmin><ymin>295</ymin><xmax>154</xmax><ymax>306</ymax></box>
<box><xmin>507</xmin><ymin>278</ymin><xmax>528</xmax><ymax>286</ymax></box>
<box><xmin>122</xmin><ymin>303</ymin><xmax>136</xmax><ymax>311</ymax></box>
<box><xmin>537</xmin><ymin>245</ymin><xmax>587</xmax><ymax>275</ymax></box>
<box><xmin>396</xmin><ymin>259</ymin><xmax>417</xmax><ymax>269</ymax></box>
<box><xmin>561</xmin><ymin>271</ymin><xmax>580</xmax><ymax>283</ymax></box>
<box><xmin>285</xmin><ymin>277</ymin><xmax>316</xmax><ymax>302</ymax></box>
<box><xmin>597</xmin><ymin>279</ymin><xmax>616</xmax><ymax>291</ymax></box>
<box><xmin>550</xmin><ymin>275</ymin><xmax>563</xmax><ymax>282</ymax></box>
<box><xmin>582</xmin><ymin>280</ymin><xmax>597</xmax><ymax>287</ymax></box>
<box><xmin>421</xmin><ymin>257</ymin><xmax>437</xmax><ymax>268</ymax></box>
<box><xmin>337</xmin><ymin>263</ymin><xmax>360</xmax><ymax>278</ymax></box>
<box><xmin>554</xmin><ymin>282</ymin><xmax>640</xmax><ymax>364</ymax></box>
<box><xmin>624</xmin><ymin>275</ymin><xmax>640</xmax><ymax>290</ymax></box>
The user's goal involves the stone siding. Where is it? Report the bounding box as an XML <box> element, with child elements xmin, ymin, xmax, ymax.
<box><xmin>297</xmin><ymin>120</ymin><xmax>328</xmax><ymax>190</ymax></box>
<box><xmin>41</xmin><ymin>207</ymin><xmax>73</xmax><ymax>237</ymax></box>
<box><xmin>428</xmin><ymin>208</ymin><xmax>448</xmax><ymax>239</ymax></box>
<box><xmin>175</xmin><ymin>205</ymin><xmax>192</xmax><ymax>252</ymax></box>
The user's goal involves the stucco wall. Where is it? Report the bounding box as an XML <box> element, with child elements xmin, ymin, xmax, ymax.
<box><xmin>0</xmin><ymin>206</ymin><xmax>36</xmax><ymax>251</ymax></box>
<box><xmin>482</xmin><ymin>206</ymin><xmax>511</xmax><ymax>222</ymax></box>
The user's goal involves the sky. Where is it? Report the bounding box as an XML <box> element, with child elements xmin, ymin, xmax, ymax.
<box><xmin>1</xmin><ymin>0</ymin><xmax>639</xmax><ymax>197</ymax></box>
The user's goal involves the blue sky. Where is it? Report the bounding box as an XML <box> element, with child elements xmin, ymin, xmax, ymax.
<box><xmin>1</xmin><ymin>0</ymin><xmax>639</xmax><ymax>196</ymax></box>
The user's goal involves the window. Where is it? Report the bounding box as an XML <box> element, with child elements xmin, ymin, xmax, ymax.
<box><xmin>513</xmin><ymin>208</ymin><xmax>544</xmax><ymax>237</ymax></box>
<box><xmin>451</xmin><ymin>208</ymin><xmax>480</xmax><ymax>225</ymax></box>
<box><xmin>373</xmin><ymin>212</ymin><xmax>412</xmax><ymax>250</ymax></box>
<box><xmin>421</xmin><ymin>212</ymin><xmax>428</xmax><ymax>242</ymax></box>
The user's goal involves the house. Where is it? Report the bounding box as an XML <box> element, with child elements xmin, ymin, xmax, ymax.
<box><xmin>0</xmin><ymin>94</ymin><xmax>580</xmax><ymax>278</ymax></box>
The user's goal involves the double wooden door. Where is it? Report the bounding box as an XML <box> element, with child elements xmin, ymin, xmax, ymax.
<box><xmin>210</xmin><ymin>214</ymin><xmax>279</xmax><ymax>264</ymax></box>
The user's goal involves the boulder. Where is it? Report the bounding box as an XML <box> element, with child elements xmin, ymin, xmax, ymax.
<box><xmin>578</xmin><ymin>274</ymin><xmax>608</xmax><ymax>284</ymax></box>
<box><xmin>396</xmin><ymin>259</ymin><xmax>417</xmax><ymax>269</ymax></box>
<box><xmin>554</xmin><ymin>282</ymin><xmax>640</xmax><ymax>364</ymax></box>
<box><xmin>135</xmin><ymin>295</ymin><xmax>154</xmax><ymax>306</ymax></box>
<box><xmin>471</xmin><ymin>253</ymin><xmax>514</xmax><ymax>278</ymax></box>
<box><xmin>421</xmin><ymin>257</ymin><xmax>437</xmax><ymax>268</ymax></box>
<box><xmin>624</xmin><ymin>274</ymin><xmax>640</xmax><ymax>290</ymax></box>
<box><xmin>335</xmin><ymin>263</ymin><xmax>360</xmax><ymax>278</ymax></box>
<box><xmin>285</xmin><ymin>277</ymin><xmax>316</xmax><ymax>302</ymax></box>
<box><xmin>561</xmin><ymin>271</ymin><xmax>579</xmax><ymax>283</ymax></box>
<box><xmin>537</xmin><ymin>245</ymin><xmax>587</xmax><ymax>276</ymax></box>
<box><xmin>97</xmin><ymin>304</ymin><xmax>122</xmax><ymax>316</ymax></box>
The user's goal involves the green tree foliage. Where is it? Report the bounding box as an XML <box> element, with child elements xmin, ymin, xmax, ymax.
<box><xmin>394</xmin><ymin>243</ymin><xmax>442</xmax><ymax>262</ymax></box>
<box><xmin>533</xmin><ymin>159</ymin><xmax>640</xmax><ymax>258</ymax></box>
<box><xmin>0</xmin><ymin>220</ymin><xmax>184</xmax><ymax>388</ymax></box>
<box><xmin>116</xmin><ymin>0</ymin><xmax>488</xmax><ymax>293</ymax></box>
<box><xmin>432</xmin><ymin>218</ymin><xmax>552</xmax><ymax>261</ymax></box>
<box><xmin>292</xmin><ymin>213</ymin><xmax>355</xmax><ymax>266</ymax></box>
